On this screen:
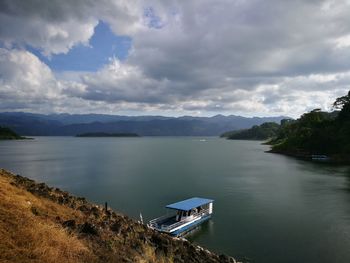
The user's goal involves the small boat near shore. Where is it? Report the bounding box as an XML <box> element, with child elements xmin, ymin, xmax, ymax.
<box><xmin>148</xmin><ymin>197</ymin><xmax>214</xmax><ymax>237</ymax></box>
<box><xmin>311</xmin><ymin>154</ymin><xmax>330</xmax><ymax>161</ymax></box>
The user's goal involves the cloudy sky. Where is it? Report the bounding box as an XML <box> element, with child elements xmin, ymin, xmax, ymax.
<box><xmin>0</xmin><ymin>0</ymin><xmax>350</xmax><ymax>117</ymax></box>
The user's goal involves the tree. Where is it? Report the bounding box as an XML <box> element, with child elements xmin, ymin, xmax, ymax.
<box><xmin>269</xmin><ymin>90</ymin><xmax>350</xmax><ymax>156</ymax></box>
<box><xmin>333</xmin><ymin>90</ymin><xmax>350</xmax><ymax>121</ymax></box>
<box><xmin>333</xmin><ymin>91</ymin><xmax>350</xmax><ymax>110</ymax></box>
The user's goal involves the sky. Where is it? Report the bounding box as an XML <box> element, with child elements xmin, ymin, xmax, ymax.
<box><xmin>0</xmin><ymin>0</ymin><xmax>350</xmax><ymax>118</ymax></box>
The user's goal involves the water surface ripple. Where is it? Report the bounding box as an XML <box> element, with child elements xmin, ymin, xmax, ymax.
<box><xmin>1</xmin><ymin>137</ymin><xmax>350</xmax><ymax>263</ymax></box>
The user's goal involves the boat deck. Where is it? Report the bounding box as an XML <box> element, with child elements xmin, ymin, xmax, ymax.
<box><xmin>155</xmin><ymin>215</ymin><xmax>177</xmax><ymax>227</ymax></box>
<box><xmin>148</xmin><ymin>197</ymin><xmax>214</xmax><ymax>236</ymax></box>
<box><xmin>150</xmin><ymin>210</ymin><xmax>210</xmax><ymax>233</ymax></box>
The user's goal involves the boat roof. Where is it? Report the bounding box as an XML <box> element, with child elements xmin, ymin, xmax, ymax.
<box><xmin>166</xmin><ymin>197</ymin><xmax>214</xmax><ymax>211</ymax></box>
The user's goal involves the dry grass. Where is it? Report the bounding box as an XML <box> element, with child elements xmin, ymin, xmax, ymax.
<box><xmin>135</xmin><ymin>245</ymin><xmax>174</xmax><ymax>263</ymax></box>
<box><xmin>0</xmin><ymin>170</ymin><xmax>178</xmax><ymax>263</ymax></box>
<box><xmin>0</xmin><ymin>170</ymin><xmax>224</xmax><ymax>263</ymax></box>
<box><xmin>0</xmin><ymin>172</ymin><xmax>95</xmax><ymax>263</ymax></box>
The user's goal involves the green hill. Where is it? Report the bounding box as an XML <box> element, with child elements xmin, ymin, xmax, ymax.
<box><xmin>221</xmin><ymin>122</ymin><xmax>281</xmax><ymax>140</ymax></box>
<box><xmin>268</xmin><ymin>90</ymin><xmax>350</xmax><ymax>162</ymax></box>
<box><xmin>221</xmin><ymin>90</ymin><xmax>350</xmax><ymax>163</ymax></box>
<box><xmin>0</xmin><ymin>126</ymin><xmax>25</xmax><ymax>140</ymax></box>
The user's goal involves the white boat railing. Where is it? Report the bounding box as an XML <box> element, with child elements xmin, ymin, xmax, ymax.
<box><xmin>160</xmin><ymin>209</ymin><xmax>210</xmax><ymax>232</ymax></box>
<box><xmin>149</xmin><ymin>214</ymin><xmax>174</xmax><ymax>226</ymax></box>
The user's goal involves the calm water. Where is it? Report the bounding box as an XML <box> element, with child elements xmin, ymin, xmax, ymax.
<box><xmin>1</xmin><ymin>137</ymin><xmax>350</xmax><ymax>262</ymax></box>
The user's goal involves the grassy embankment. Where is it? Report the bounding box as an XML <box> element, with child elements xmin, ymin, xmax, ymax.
<box><xmin>0</xmin><ymin>169</ymin><xmax>236</xmax><ymax>263</ymax></box>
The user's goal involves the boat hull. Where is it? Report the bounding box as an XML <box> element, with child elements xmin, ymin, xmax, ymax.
<box><xmin>169</xmin><ymin>214</ymin><xmax>211</xmax><ymax>237</ymax></box>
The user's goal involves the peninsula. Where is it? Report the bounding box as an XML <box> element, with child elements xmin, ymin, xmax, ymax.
<box><xmin>0</xmin><ymin>126</ymin><xmax>28</xmax><ymax>140</ymax></box>
<box><xmin>267</xmin><ymin>90</ymin><xmax>350</xmax><ymax>163</ymax></box>
<box><xmin>222</xmin><ymin>90</ymin><xmax>350</xmax><ymax>164</ymax></box>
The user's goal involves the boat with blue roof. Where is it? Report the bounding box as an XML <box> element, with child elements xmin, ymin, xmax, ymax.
<box><xmin>148</xmin><ymin>197</ymin><xmax>214</xmax><ymax>237</ymax></box>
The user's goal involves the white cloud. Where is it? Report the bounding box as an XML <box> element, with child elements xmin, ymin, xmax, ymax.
<box><xmin>0</xmin><ymin>48</ymin><xmax>58</xmax><ymax>98</ymax></box>
<box><xmin>0</xmin><ymin>0</ymin><xmax>145</xmax><ymax>56</ymax></box>
<box><xmin>0</xmin><ymin>47</ymin><xmax>348</xmax><ymax>117</ymax></box>
<box><xmin>334</xmin><ymin>35</ymin><xmax>350</xmax><ymax>49</ymax></box>
<box><xmin>1</xmin><ymin>0</ymin><xmax>350</xmax><ymax>117</ymax></box>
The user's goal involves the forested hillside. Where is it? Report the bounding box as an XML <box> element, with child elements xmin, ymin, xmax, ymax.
<box><xmin>269</xmin><ymin>91</ymin><xmax>350</xmax><ymax>160</ymax></box>
<box><xmin>222</xmin><ymin>90</ymin><xmax>350</xmax><ymax>162</ymax></box>
<box><xmin>0</xmin><ymin>126</ymin><xmax>25</xmax><ymax>140</ymax></box>
<box><xmin>221</xmin><ymin>122</ymin><xmax>281</xmax><ymax>140</ymax></box>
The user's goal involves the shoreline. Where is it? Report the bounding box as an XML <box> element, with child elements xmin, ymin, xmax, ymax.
<box><xmin>0</xmin><ymin>136</ymin><xmax>33</xmax><ymax>140</ymax></box>
<box><xmin>267</xmin><ymin>149</ymin><xmax>350</xmax><ymax>165</ymax></box>
<box><xmin>0</xmin><ymin>168</ymin><xmax>238</xmax><ymax>263</ymax></box>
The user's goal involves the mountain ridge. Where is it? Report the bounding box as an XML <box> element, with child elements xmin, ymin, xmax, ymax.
<box><xmin>0</xmin><ymin>112</ymin><xmax>288</xmax><ymax>136</ymax></box>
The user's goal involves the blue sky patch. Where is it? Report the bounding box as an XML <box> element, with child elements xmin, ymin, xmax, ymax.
<box><xmin>28</xmin><ymin>21</ymin><xmax>132</xmax><ymax>72</ymax></box>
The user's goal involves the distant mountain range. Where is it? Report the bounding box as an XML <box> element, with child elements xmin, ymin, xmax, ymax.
<box><xmin>0</xmin><ymin>112</ymin><xmax>288</xmax><ymax>136</ymax></box>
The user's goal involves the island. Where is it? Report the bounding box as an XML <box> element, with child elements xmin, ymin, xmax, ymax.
<box><xmin>0</xmin><ymin>126</ymin><xmax>29</xmax><ymax>140</ymax></box>
<box><xmin>76</xmin><ymin>132</ymin><xmax>140</xmax><ymax>137</ymax></box>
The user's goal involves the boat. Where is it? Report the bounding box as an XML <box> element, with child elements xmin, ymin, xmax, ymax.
<box><xmin>148</xmin><ymin>197</ymin><xmax>214</xmax><ymax>237</ymax></box>
<box><xmin>311</xmin><ymin>154</ymin><xmax>330</xmax><ymax>161</ymax></box>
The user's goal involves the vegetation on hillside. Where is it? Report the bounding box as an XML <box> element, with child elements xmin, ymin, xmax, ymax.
<box><xmin>268</xmin><ymin>91</ymin><xmax>350</xmax><ymax>159</ymax></box>
<box><xmin>0</xmin><ymin>126</ymin><xmax>25</xmax><ymax>140</ymax></box>
<box><xmin>221</xmin><ymin>122</ymin><xmax>281</xmax><ymax>140</ymax></box>
<box><xmin>222</xmin><ymin>90</ymin><xmax>350</xmax><ymax>162</ymax></box>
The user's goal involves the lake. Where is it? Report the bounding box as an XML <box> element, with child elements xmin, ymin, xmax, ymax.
<box><xmin>1</xmin><ymin>137</ymin><xmax>350</xmax><ymax>262</ymax></box>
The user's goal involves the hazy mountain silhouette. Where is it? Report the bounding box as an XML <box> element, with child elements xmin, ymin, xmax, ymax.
<box><xmin>0</xmin><ymin>112</ymin><xmax>288</xmax><ymax>136</ymax></box>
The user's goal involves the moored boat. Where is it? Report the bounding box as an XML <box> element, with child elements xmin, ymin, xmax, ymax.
<box><xmin>148</xmin><ymin>197</ymin><xmax>214</xmax><ymax>237</ymax></box>
<box><xmin>311</xmin><ymin>154</ymin><xmax>330</xmax><ymax>161</ymax></box>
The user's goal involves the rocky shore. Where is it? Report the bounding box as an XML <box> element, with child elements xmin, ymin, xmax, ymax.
<box><xmin>267</xmin><ymin>149</ymin><xmax>350</xmax><ymax>165</ymax></box>
<box><xmin>0</xmin><ymin>168</ymin><xmax>238</xmax><ymax>263</ymax></box>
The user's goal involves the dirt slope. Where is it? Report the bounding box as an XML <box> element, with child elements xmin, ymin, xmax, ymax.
<box><xmin>0</xmin><ymin>169</ymin><xmax>237</xmax><ymax>263</ymax></box>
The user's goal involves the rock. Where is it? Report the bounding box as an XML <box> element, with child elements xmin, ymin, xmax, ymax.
<box><xmin>69</xmin><ymin>202</ymin><xmax>77</xmax><ymax>209</ymax></box>
<box><xmin>79</xmin><ymin>222</ymin><xmax>99</xmax><ymax>235</ymax></box>
<box><xmin>90</xmin><ymin>206</ymin><xmax>101</xmax><ymax>217</ymax></box>
<box><xmin>110</xmin><ymin>221</ymin><xmax>122</xmax><ymax>233</ymax></box>
<box><xmin>37</xmin><ymin>182</ymin><xmax>46</xmax><ymax>189</ymax></box>
<box><xmin>62</xmin><ymin>219</ymin><xmax>76</xmax><ymax>229</ymax></box>
<box><xmin>219</xmin><ymin>254</ymin><xmax>236</xmax><ymax>263</ymax></box>
<box><xmin>78</xmin><ymin>205</ymin><xmax>90</xmax><ymax>213</ymax></box>
<box><xmin>57</xmin><ymin>196</ymin><xmax>64</xmax><ymax>204</ymax></box>
<box><xmin>151</xmin><ymin>233</ymin><xmax>169</xmax><ymax>247</ymax></box>
<box><xmin>77</xmin><ymin>196</ymin><xmax>87</xmax><ymax>203</ymax></box>
<box><xmin>31</xmin><ymin>206</ymin><xmax>39</xmax><ymax>216</ymax></box>
<box><xmin>173</xmin><ymin>254</ymin><xmax>185</xmax><ymax>263</ymax></box>
<box><xmin>30</xmin><ymin>206</ymin><xmax>47</xmax><ymax>216</ymax></box>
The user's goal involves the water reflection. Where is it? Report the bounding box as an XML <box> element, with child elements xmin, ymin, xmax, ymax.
<box><xmin>1</xmin><ymin>137</ymin><xmax>350</xmax><ymax>263</ymax></box>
